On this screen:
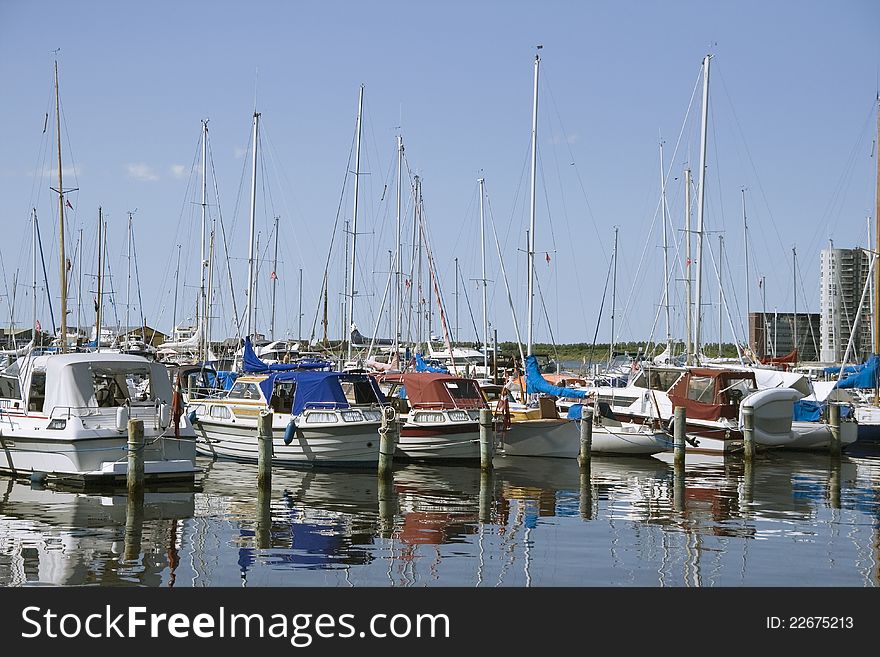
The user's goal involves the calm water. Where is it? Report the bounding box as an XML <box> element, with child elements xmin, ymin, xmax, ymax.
<box><xmin>1</xmin><ymin>445</ymin><xmax>879</xmax><ymax>587</ymax></box>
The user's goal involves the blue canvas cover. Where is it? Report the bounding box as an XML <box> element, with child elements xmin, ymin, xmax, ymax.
<box><xmin>257</xmin><ymin>370</ymin><xmax>386</xmax><ymax>415</ymax></box>
<box><xmin>415</xmin><ymin>353</ymin><xmax>448</xmax><ymax>373</ymax></box>
<box><xmin>243</xmin><ymin>336</ymin><xmax>331</xmax><ymax>372</ymax></box>
<box><xmin>525</xmin><ymin>354</ymin><xmax>589</xmax><ymax>398</ymax></box>
<box><xmin>834</xmin><ymin>354</ymin><xmax>879</xmax><ymax>390</ymax></box>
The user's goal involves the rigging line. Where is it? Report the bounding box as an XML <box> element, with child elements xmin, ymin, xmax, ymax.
<box><xmin>131</xmin><ymin>222</ymin><xmax>146</xmax><ymax>338</ymax></box>
<box><xmin>308</xmin><ymin>123</ymin><xmax>357</xmax><ymax>345</ymax></box>
<box><xmin>618</xmin><ymin>68</ymin><xmax>702</xmax><ymax>338</ymax></box>
<box><xmin>533</xmin><ymin>268</ymin><xmax>558</xmax><ymax>363</ymax></box>
<box><xmin>457</xmin><ymin>261</ymin><xmax>480</xmax><ymax>345</ymax></box>
<box><xmin>714</xmin><ymin>66</ymin><xmax>788</xmax><ymax>276</ymax></box>
<box><xmin>210</xmin><ymin>140</ymin><xmax>241</xmax><ymax>338</ymax></box>
<box><xmin>703</xmin><ymin>229</ymin><xmax>744</xmax><ymax>361</ymax></box>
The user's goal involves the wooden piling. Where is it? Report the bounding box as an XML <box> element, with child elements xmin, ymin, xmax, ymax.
<box><xmin>829</xmin><ymin>402</ymin><xmax>841</xmax><ymax>457</ymax></box>
<box><xmin>673</xmin><ymin>406</ymin><xmax>686</xmax><ymax>467</ymax></box>
<box><xmin>257</xmin><ymin>410</ymin><xmax>273</xmax><ymax>489</ymax></box>
<box><xmin>479</xmin><ymin>469</ymin><xmax>493</xmax><ymax>524</ymax></box>
<box><xmin>479</xmin><ymin>408</ymin><xmax>494</xmax><ymax>471</ymax></box>
<box><xmin>829</xmin><ymin>457</ymin><xmax>841</xmax><ymax>509</ymax></box>
<box><xmin>378</xmin><ymin>477</ymin><xmax>396</xmax><ymax>538</ymax></box>
<box><xmin>578</xmin><ymin>407</ymin><xmax>593</xmax><ymax>469</ymax></box>
<box><xmin>579</xmin><ymin>465</ymin><xmax>592</xmax><ymax>520</ymax></box>
<box><xmin>742</xmin><ymin>405</ymin><xmax>755</xmax><ymax>462</ymax></box>
<box><xmin>123</xmin><ymin>490</ymin><xmax>144</xmax><ymax>563</ymax></box>
<box><xmin>379</xmin><ymin>407</ymin><xmax>398</xmax><ymax>478</ymax></box>
<box><xmin>127</xmin><ymin>418</ymin><xmax>145</xmax><ymax>497</ymax></box>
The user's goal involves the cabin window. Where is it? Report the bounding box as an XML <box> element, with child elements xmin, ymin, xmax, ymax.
<box><xmin>722</xmin><ymin>377</ymin><xmax>755</xmax><ymax>405</ymax></box>
<box><xmin>444</xmin><ymin>380</ymin><xmax>482</xmax><ymax>402</ymax></box>
<box><xmin>209</xmin><ymin>405</ymin><xmax>231</xmax><ymax>419</ymax></box>
<box><xmin>28</xmin><ymin>372</ymin><xmax>46</xmax><ymax>412</ymax></box>
<box><xmin>0</xmin><ymin>374</ymin><xmax>21</xmax><ymax>401</ymax></box>
<box><xmin>637</xmin><ymin>369</ymin><xmax>681</xmax><ymax>391</ymax></box>
<box><xmin>686</xmin><ymin>376</ymin><xmax>715</xmax><ymax>404</ymax></box>
<box><xmin>228</xmin><ymin>382</ymin><xmax>260</xmax><ymax>400</ymax></box>
<box><xmin>340</xmin><ymin>378</ymin><xmax>380</xmax><ymax>405</ymax></box>
<box><xmin>304</xmin><ymin>411</ymin><xmax>337</xmax><ymax>424</ymax></box>
<box><xmin>272</xmin><ymin>382</ymin><xmax>295</xmax><ymax>414</ymax></box>
<box><xmin>411</xmin><ymin>411</ymin><xmax>445</xmax><ymax>424</ymax></box>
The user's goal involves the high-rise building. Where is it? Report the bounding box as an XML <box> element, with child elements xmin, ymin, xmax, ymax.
<box><xmin>819</xmin><ymin>246</ymin><xmax>872</xmax><ymax>363</ymax></box>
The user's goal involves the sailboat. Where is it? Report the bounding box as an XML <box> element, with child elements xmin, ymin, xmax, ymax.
<box><xmin>0</xmin><ymin>60</ymin><xmax>198</xmax><ymax>485</ymax></box>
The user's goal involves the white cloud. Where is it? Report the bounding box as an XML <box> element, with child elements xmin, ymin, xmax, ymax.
<box><xmin>36</xmin><ymin>165</ymin><xmax>79</xmax><ymax>179</ymax></box>
<box><xmin>170</xmin><ymin>164</ymin><xmax>187</xmax><ymax>179</ymax></box>
<box><xmin>126</xmin><ymin>163</ymin><xmax>159</xmax><ymax>181</ymax></box>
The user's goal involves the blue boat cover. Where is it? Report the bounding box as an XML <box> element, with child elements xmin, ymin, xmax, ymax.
<box><xmin>415</xmin><ymin>353</ymin><xmax>448</xmax><ymax>373</ymax></box>
<box><xmin>833</xmin><ymin>354</ymin><xmax>879</xmax><ymax>390</ymax></box>
<box><xmin>242</xmin><ymin>336</ymin><xmax>332</xmax><ymax>372</ymax></box>
<box><xmin>525</xmin><ymin>354</ymin><xmax>588</xmax><ymax>398</ymax></box>
<box><xmin>257</xmin><ymin>370</ymin><xmax>387</xmax><ymax>415</ymax></box>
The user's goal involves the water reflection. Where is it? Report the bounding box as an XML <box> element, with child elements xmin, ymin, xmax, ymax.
<box><xmin>0</xmin><ymin>447</ymin><xmax>877</xmax><ymax>586</ymax></box>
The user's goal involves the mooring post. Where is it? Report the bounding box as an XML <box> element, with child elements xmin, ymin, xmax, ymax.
<box><xmin>479</xmin><ymin>407</ymin><xmax>494</xmax><ymax>471</ymax></box>
<box><xmin>123</xmin><ymin>490</ymin><xmax>144</xmax><ymax>563</ymax></box>
<box><xmin>479</xmin><ymin>469</ymin><xmax>494</xmax><ymax>523</ymax></box>
<box><xmin>829</xmin><ymin>402</ymin><xmax>841</xmax><ymax>457</ymax></box>
<box><xmin>258</xmin><ymin>410</ymin><xmax>273</xmax><ymax>489</ymax></box>
<box><xmin>379</xmin><ymin>407</ymin><xmax>398</xmax><ymax>478</ymax></box>
<box><xmin>829</xmin><ymin>457</ymin><xmax>842</xmax><ymax>509</ymax></box>
<box><xmin>742</xmin><ymin>405</ymin><xmax>755</xmax><ymax>462</ymax></box>
<box><xmin>579</xmin><ymin>465</ymin><xmax>593</xmax><ymax>520</ymax></box>
<box><xmin>378</xmin><ymin>476</ymin><xmax>396</xmax><ymax>538</ymax></box>
<box><xmin>127</xmin><ymin>418</ymin><xmax>145</xmax><ymax>497</ymax></box>
<box><xmin>578</xmin><ymin>407</ymin><xmax>593</xmax><ymax>469</ymax></box>
<box><xmin>673</xmin><ymin>406</ymin><xmax>686</xmax><ymax>467</ymax></box>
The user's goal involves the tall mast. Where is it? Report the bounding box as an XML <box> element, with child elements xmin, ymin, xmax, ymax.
<box><xmin>95</xmin><ymin>208</ymin><xmax>103</xmax><ymax>351</ymax></box>
<box><xmin>526</xmin><ymin>48</ymin><xmax>541</xmax><ymax>357</ymax></box>
<box><xmin>718</xmin><ymin>234</ymin><xmax>724</xmax><ymax>355</ymax></box>
<box><xmin>741</xmin><ymin>188</ymin><xmax>750</xmax><ymax>352</ymax></box>
<box><xmin>610</xmin><ymin>226</ymin><xmax>618</xmax><ymax>366</ymax></box>
<box><xmin>874</xmin><ymin>95</ymin><xmax>880</xmax><ymax>410</ymax></box>
<box><xmin>199</xmin><ymin>119</ymin><xmax>209</xmax><ymax>360</ymax></box>
<box><xmin>126</xmin><ymin>212</ymin><xmax>132</xmax><ymax>339</ymax></box>
<box><xmin>77</xmin><ymin>227</ymin><xmax>83</xmax><ymax>344</ymax></box>
<box><xmin>659</xmin><ymin>138</ymin><xmax>672</xmax><ymax>358</ymax></box>
<box><xmin>684</xmin><ymin>167</ymin><xmax>693</xmax><ymax>365</ymax></box>
<box><xmin>270</xmin><ymin>215</ymin><xmax>279</xmax><ymax>340</ymax></box>
<box><xmin>172</xmin><ymin>244</ymin><xmax>181</xmax><ymax>338</ymax></box>
<box><xmin>479</xmin><ymin>176</ymin><xmax>488</xmax><ymax>375</ymax></box>
<box><xmin>793</xmin><ymin>246</ymin><xmax>798</xmax><ymax>364</ymax></box>
<box><xmin>395</xmin><ymin>134</ymin><xmax>403</xmax><ymax>358</ymax></box>
<box><xmin>54</xmin><ymin>60</ymin><xmax>68</xmax><ymax>352</ymax></box>
<box><xmin>32</xmin><ymin>210</ymin><xmax>37</xmax><ymax>346</ymax></box>
<box><xmin>693</xmin><ymin>54</ymin><xmax>711</xmax><ymax>364</ymax></box>
<box><xmin>454</xmin><ymin>257</ymin><xmax>459</xmax><ymax>344</ymax></box>
<box><xmin>346</xmin><ymin>85</ymin><xmax>364</xmax><ymax>363</ymax></box>
<box><xmin>298</xmin><ymin>267</ymin><xmax>303</xmax><ymax>343</ymax></box>
<box><xmin>245</xmin><ymin>111</ymin><xmax>260</xmax><ymax>340</ymax></box>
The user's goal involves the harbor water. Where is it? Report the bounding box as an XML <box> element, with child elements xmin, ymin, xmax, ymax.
<box><xmin>1</xmin><ymin>445</ymin><xmax>879</xmax><ymax>587</ymax></box>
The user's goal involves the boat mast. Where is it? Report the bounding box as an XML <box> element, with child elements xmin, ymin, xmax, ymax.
<box><xmin>54</xmin><ymin>60</ymin><xmax>68</xmax><ymax>353</ymax></box>
<box><xmin>793</xmin><ymin>246</ymin><xmax>798</xmax><ymax>365</ymax></box>
<box><xmin>527</xmin><ymin>47</ymin><xmax>541</xmax><ymax>358</ymax></box>
<box><xmin>718</xmin><ymin>234</ymin><xmax>724</xmax><ymax>355</ymax></box>
<box><xmin>32</xmin><ymin>210</ymin><xmax>37</xmax><ymax>347</ymax></box>
<box><xmin>172</xmin><ymin>244</ymin><xmax>181</xmax><ymax>338</ymax></box>
<box><xmin>77</xmin><ymin>227</ymin><xmax>83</xmax><ymax>345</ymax></box>
<box><xmin>741</xmin><ymin>188</ymin><xmax>750</xmax><ymax>352</ymax></box>
<box><xmin>610</xmin><ymin>226</ymin><xmax>618</xmax><ymax>367</ymax></box>
<box><xmin>245</xmin><ymin>111</ymin><xmax>260</xmax><ymax>340</ymax></box>
<box><xmin>693</xmin><ymin>54</ymin><xmax>711</xmax><ymax>365</ymax></box>
<box><xmin>298</xmin><ymin>267</ymin><xmax>303</xmax><ymax>343</ymax></box>
<box><xmin>684</xmin><ymin>167</ymin><xmax>693</xmax><ymax>365</ymax></box>
<box><xmin>270</xmin><ymin>215</ymin><xmax>279</xmax><ymax>341</ymax></box>
<box><xmin>395</xmin><ymin>134</ymin><xmax>403</xmax><ymax>360</ymax></box>
<box><xmin>95</xmin><ymin>207</ymin><xmax>103</xmax><ymax>351</ymax></box>
<box><xmin>199</xmin><ymin>119</ymin><xmax>209</xmax><ymax>360</ymax></box>
<box><xmin>659</xmin><ymin>138</ymin><xmax>672</xmax><ymax>359</ymax></box>
<box><xmin>346</xmin><ymin>85</ymin><xmax>364</xmax><ymax>363</ymax></box>
<box><xmin>874</xmin><ymin>94</ymin><xmax>879</xmax><ymax>404</ymax></box>
<box><xmin>479</xmin><ymin>176</ymin><xmax>488</xmax><ymax>375</ymax></box>
<box><xmin>126</xmin><ymin>212</ymin><xmax>132</xmax><ymax>341</ymax></box>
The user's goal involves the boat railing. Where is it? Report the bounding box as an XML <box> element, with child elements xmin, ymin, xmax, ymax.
<box><xmin>48</xmin><ymin>403</ymin><xmax>161</xmax><ymax>428</ymax></box>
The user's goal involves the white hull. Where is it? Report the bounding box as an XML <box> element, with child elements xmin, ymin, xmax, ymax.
<box><xmin>500</xmin><ymin>418</ymin><xmax>581</xmax><ymax>458</ymax></box>
<box><xmin>589</xmin><ymin>423</ymin><xmax>672</xmax><ymax>455</ymax></box>
<box><xmin>195</xmin><ymin>417</ymin><xmax>381</xmax><ymax>466</ymax></box>
<box><xmin>782</xmin><ymin>420</ymin><xmax>859</xmax><ymax>451</ymax></box>
<box><xmin>0</xmin><ymin>411</ymin><xmax>197</xmax><ymax>484</ymax></box>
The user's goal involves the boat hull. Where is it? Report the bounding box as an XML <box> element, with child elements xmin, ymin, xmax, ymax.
<box><xmin>396</xmin><ymin>422</ymin><xmax>483</xmax><ymax>461</ymax></box>
<box><xmin>194</xmin><ymin>417</ymin><xmax>381</xmax><ymax>467</ymax></box>
<box><xmin>500</xmin><ymin>418</ymin><xmax>580</xmax><ymax>458</ymax></box>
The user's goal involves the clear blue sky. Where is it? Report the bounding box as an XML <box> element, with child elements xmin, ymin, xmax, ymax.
<box><xmin>1</xmin><ymin>0</ymin><xmax>878</xmax><ymax>350</ymax></box>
